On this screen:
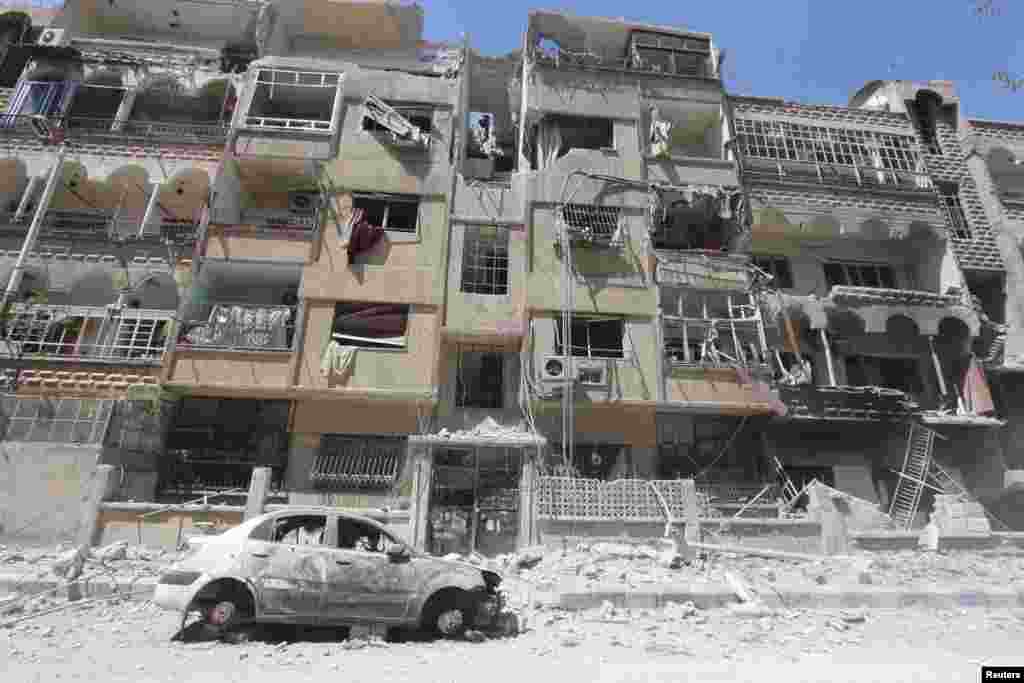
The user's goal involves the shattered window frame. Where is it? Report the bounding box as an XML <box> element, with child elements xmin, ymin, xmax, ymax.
<box><xmin>460</xmin><ymin>226</ymin><xmax>510</xmax><ymax>296</ymax></box>
<box><xmin>351</xmin><ymin>193</ymin><xmax>419</xmax><ymax>234</ymax></box>
<box><xmin>241</xmin><ymin>68</ymin><xmax>341</xmax><ymax>135</ymax></box>
<box><xmin>361</xmin><ymin>101</ymin><xmax>434</xmax><ymax>136</ymax></box>
<box><xmin>331</xmin><ymin>302</ymin><xmax>410</xmax><ymax>350</ymax></box>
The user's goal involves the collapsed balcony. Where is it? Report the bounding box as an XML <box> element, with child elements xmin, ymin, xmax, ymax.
<box><xmin>177</xmin><ymin>302</ymin><xmax>297</xmax><ymax>352</ymax></box>
<box><xmin>209</xmin><ymin>159</ymin><xmax>322</xmax><ymax>242</ymax></box>
<box><xmin>649</xmin><ymin>185</ymin><xmax>744</xmax><ymax>252</ymax></box>
<box><xmin>734</xmin><ymin>118</ymin><xmax>933</xmax><ymax>192</ymax></box>
<box><xmin>527</xmin><ymin>12</ymin><xmax>717</xmax><ymax>79</ymax></box>
<box><xmin>0</xmin><ymin>303</ymin><xmax>171</xmax><ymax>364</ymax></box>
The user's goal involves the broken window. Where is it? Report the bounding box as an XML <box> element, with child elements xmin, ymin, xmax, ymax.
<box><xmin>361</xmin><ymin>95</ymin><xmax>431</xmax><ymax>148</ymax></box>
<box><xmin>468</xmin><ymin>111</ymin><xmax>502</xmax><ymax>159</ymax></box>
<box><xmin>662</xmin><ymin>291</ymin><xmax>765</xmax><ymax>366</ymax></box>
<box><xmin>964</xmin><ymin>270</ymin><xmax>1006</xmax><ymax>325</ymax></box>
<box><xmin>560</xmin><ymin>204</ymin><xmax>621</xmax><ymax>245</ymax></box>
<box><xmin>242</xmin><ymin>69</ymin><xmax>340</xmax><ymax>133</ymax></box>
<box><xmin>265</xmin><ymin>514</ymin><xmax>327</xmax><ymax>546</ymax></box>
<box><xmin>64</xmin><ymin>84</ymin><xmax>126</xmax><ymax>126</ymax></box>
<box><xmin>650</xmin><ymin>189</ymin><xmax>737</xmax><ymax>251</ymax></box>
<box><xmin>629</xmin><ymin>32</ymin><xmax>710</xmax><ymax>77</ymax></box>
<box><xmin>908</xmin><ymin>101</ymin><xmax>941</xmax><ymax>154</ymax></box>
<box><xmin>752</xmin><ymin>255</ymin><xmax>794</xmax><ymax>289</ymax></box>
<box><xmin>842</xmin><ymin>355</ymin><xmax>924</xmax><ymax>396</ymax></box>
<box><xmin>1</xmin><ymin>80</ymin><xmax>76</xmax><ymax>128</ymax></box>
<box><xmin>456</xmin><ymin>349</ymin><xmax>505</xmax><ymax>409</ymax></box>
<box><xmin>312</xmin><ymin>435</ymin><xmax>405</xmax><ymax>491</ymax></box>
<box><xmin>534</xmin><ymin>114</ymin><xmax>614</xmax><ymax>168</ymax></box>
<box><xmin>554</xmin><ymin>317</ymin><xmax>624</xmax><ymax>359</ymax></box>
<box><xmin>351</xmin><ymin>193</ymin><xmax>418</xmax><ymax>233</ymax></box>
<box><xmin>823</xmin><ymin>261</ymin><xmax>897</xmax><ymax>290</ymax></box>
<box><xmin>734</xmin><ymin>119</ymin><xmax>929</xmax><ymax>189</ymax></box>
<box><xmin>461</xmin><ymin>226</ymin><xmax>509</xmax><ymax>295</ymax></box>
<box><xmin>331</xmin><ymin>302</ymin><xmax>409</xmax><ymax>349</ymax></box>
<box><xmin>937</xmin><ymin>182</ymin><xmax>970</xmax><ymax>239</ymax></box>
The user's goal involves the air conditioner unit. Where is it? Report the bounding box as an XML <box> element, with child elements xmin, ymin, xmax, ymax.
<box><xmin>288</xmin><ymin>191</ymin><xmax>318</xmax><ymax>215</ymax></box>
<box><xmin>36</xmin><ymin>28</ymin><xmax>66</xmax><ymax>48</ymax></box>
<box><xmin>574</xmin><ymin>359</ymin><xmax>608</xmax><ymax>386</ymax></box>
<box><xmin>540</xmin><ymin>355</ymin><xmax>569</xmax><ymax>382</ymax></box>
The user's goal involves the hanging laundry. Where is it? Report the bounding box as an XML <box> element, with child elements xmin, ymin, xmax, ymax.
<box><xmin>320</xmin><ymin>339</ymin><xmax>357</xmax><ymax>379</ymax></box>
<box><xmin>962</xmin><ymin>356</ymin><xmax>995</xmax><ymax>416</ymax></box>
<box><xmin>344</xmin><ymin>207</ymin><xmax>385</xmax><ymax>265</ymax></box>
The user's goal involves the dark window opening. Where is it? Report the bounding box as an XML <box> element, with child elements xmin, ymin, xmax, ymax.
<box><xmin>351</xmin><ymin>193</ymin><xmax>418</xmax><ymax>233</ymax></box>
<box><xmin>461</xmin><ymin>226</ymin><xmax>509</xmax><ymax>295</ymax></box>
<box><xmin>842</xmin><ymin>355</ymin><xmax>924</xmax><ymax>396</ymax></box>
<box><xmin>551</xmin><ymin>443</ymin><xmax>629</xmax><ymax>480</ymax></box>
<box><xmin>362</xmin><ymin>105</ymin><xmax>433</xmax><ymax>135</ymax></box>
<box><xmin>456</xmin><ymin>350</ymin><xmax>505</xmax><ymax>409</ymax></box>
<box><xmin>937</xmin><ymin>182</ymin><xmax>970</xmax><ymax>239</ymax></box>
<box><xmin>331</xmin><ymin>302</ymin><xmax>409</xmax><ymax>349</ymax></box>
<box><xmin>548</xmin><ymin>114</ymin><xmax>614</xmax><ymax>155</ymax></box>
<box><xmin>629</xmin><ymin>32</ymin><xmax>710</xmax><ymax>77</ymax></box>
<box><xmin>752</xmin><ymin>255</ymin><xmax>794</xmax><ymax>289</ymax></box>
<box><xmin>824</xmin><ymin>261</ymin><xmax>897</xmax><ymax>290</ymax></box>
<box><xmin>554</xmin><ymin>317</ymin><xmax>625</xmax><ymax>359</ymax></box>
<box><xmin>266</xmin><ymin>514</ymin><xmax>326</xmax><ymax>546</ymax></box>
<box><xmin>0</xmin><ymin>45</ymin><xmax>32</xmax><ymax>88</ymax></box>
<box><xmin>909</xmin><ymin>101</ymin><xmax>941</xmax><ymax>154</ymax></box>
<box><xmin>964</xmin><ymin>270</ymin><xmax>1005</xmax><ymax>325</ymax></box>
<box><xmin>65</xmin><ymin>85</ymin><xmax>126</xmax><ymax>122</ymax></box>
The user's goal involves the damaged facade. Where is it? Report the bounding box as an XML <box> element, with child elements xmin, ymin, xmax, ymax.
<box><xmin>0</xmin><ymin>4</ymin><xmax>1020</xmax><ymax>548</ymax></box>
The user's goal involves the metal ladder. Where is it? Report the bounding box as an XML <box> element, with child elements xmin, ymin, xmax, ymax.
<box><xmin>889</xmin><ymin>422</ymin><xmax>936</xmax><ymax>529</ymax></box>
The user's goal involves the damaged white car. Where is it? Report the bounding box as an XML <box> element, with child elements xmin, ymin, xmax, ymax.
<box><xmin>154</xmin><ymin>509</ymin><xmax>511</xmax><ymax>638</ymax></box>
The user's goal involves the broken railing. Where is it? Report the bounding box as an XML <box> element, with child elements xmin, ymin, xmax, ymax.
<box><xmin>57</xmin><ymin>115</ymin><xmax>230</xmax><ymax>145</ymax></box>
<box><xmin>536</xmin><ymin>476</ymin><xmax>697</xmax><ymax>522</ymax></box>
<box><xmin>225</xmin><ymin>209</ymin><xmax>321</xmax><ymax>238</ymax></box>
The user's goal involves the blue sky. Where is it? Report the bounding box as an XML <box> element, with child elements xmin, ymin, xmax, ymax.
<box><xmin>423</xmin><ymin>0</ymin><xmax>1023</xmax><ymax>122</ymax></box>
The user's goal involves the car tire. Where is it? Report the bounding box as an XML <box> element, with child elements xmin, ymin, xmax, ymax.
<box><xmin>204</xmin><ymin>600</ymin><xmax>240</xmax><ymax>633</ymax></box>
<box><xmin>422</xmin><ymin>590</ymin><xmax>471</xmax><ymax>639</ymax></box>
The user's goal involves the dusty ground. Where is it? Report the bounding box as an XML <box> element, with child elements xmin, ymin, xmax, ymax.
<box><xmin>2</xmin><ymin>596</ymin><xmax>1023</xmax><ymax>683</ymax></box>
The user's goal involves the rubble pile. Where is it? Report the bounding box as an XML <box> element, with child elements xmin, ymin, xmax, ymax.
<box><xmin>1</xmin><ymin>542</ymin><xmax>182</xmax><ymax>584</ymax></box>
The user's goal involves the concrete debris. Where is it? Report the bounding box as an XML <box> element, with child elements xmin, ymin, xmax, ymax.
<box><xmin>93</xmin><ymin>541</ymin><xmax>129</xmax><ymax>563</ymax></box>
<box><xmin>51</xmin><ymin>546</ymin><xmax>87</xmax><ymax>580</ymax></box>
<box><xmin>724</xmin><ymin>571</ymin><xmax>758</xmax><ymax>604</ymax></box>
<box><xmin>429</xmin><ymin>417</ymin><xmax>540</xmax><ymax>445</ymax></box>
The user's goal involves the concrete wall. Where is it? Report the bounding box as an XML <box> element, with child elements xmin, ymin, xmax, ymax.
<box><xmin>0</xmin><ymin>442</ymin><xmax>101</xmax><ymax>544</ymax></box>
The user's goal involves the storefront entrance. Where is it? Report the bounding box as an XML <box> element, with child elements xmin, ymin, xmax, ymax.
<box><xmin>428</xmin><ymin>446</ymin><xmax>522</xmax><ymax>557</ymax></box>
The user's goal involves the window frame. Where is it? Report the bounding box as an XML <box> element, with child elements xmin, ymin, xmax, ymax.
<box><xmin>554</xmin><ymin>316</ymin><xmax>625</xmax><ymax>360</ymax></box>
<box><xmin>337</xmin><ymin>515</ymin><xmax>397</xmax><ymax>553</ymax></box>
<box><xmin>937</xmin><ymin>182</ymin><xmax>970</xmax><ymax>239</ymax></box>
<box><xmin>454</xmin><ymin>348</ymin><xmax>506</xmax><ymax>409</ymax></box>
<box><xmin>460</xmin><ymin>226</ymin><xmax>510</xmax><ymax>296</ymax></box>
<box><xmin>312</xmin><ymin>434</ymin><xmax>405</xmax><ymax>491</ymax></box>
<box><xmin>330</xmin><ymin>302</ymin><xmax>410</xmax><ymax>350</ymax></box>
<box><xmin>361</xmin><ymin>100</ymin><xmax>434</xmax><ymax>137</ymax></box>
<box><xmin>350</xmin><ymin>192</ymin><xmax>420</xmax><ymax>234</ymax></box>
<box><xmin>823</xmin><ymin>260</ymin><xmax>898</xmax><ymax>290</ymax></box>
<box><xmin>239</xmin><ymin>68</ymin><xmax>342</xmax><ymax>135</ymax></box>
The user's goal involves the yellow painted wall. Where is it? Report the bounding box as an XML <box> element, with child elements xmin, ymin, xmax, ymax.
<box><xmin>296</xmin><ymin>301</ymin><xmax>439</xmax><ymax>393</ymax></box>
<box><xmin>169</xmin><ymin>350</ymin><xmax>294</xmax><ymax>389</ymax></box>
<box><xmin>204</xmin><ymin>225</ymin><xmax>315</xmax><ymax>262</ymax></box>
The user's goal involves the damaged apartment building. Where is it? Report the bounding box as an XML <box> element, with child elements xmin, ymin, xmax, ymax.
<box><xmin>0</xmin><ymin>3</ymin><xmax>1020</xmax><ymax>549</ymax></box>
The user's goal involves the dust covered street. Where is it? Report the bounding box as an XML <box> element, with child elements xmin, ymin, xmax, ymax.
<box><xmin>3</xmin><ymin>596</ymin><xmax>1024</xmax><ymax>683</ymax></box>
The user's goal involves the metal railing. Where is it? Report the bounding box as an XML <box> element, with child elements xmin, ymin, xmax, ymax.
<box><xmin>0</xmin><ymin>208</ymin><xmax>199</xmax><ymax>244</ymax></box>
<box><xmin>0</xmin><ymin>303</ymin><xmax>172</xmax><ymax>363</ymax></box>
<box><xmin>57</xmin><ymin>115</ymin><xmax>229</xmax><ymax>145</ymax></box>
<box><xmin>176</xmin><ymin>302</ymin><xmax>296</xmax><ymax>352</ymax></box>
<box><xmin>828</xmin><ymin>285</ymin><xmax>962</xmax><ymax>308</ymax></box>
<box><xmin>536</xmin><ymin>476</ymin><xmax>697</xmax><ymax>522</ymax></box>
<box><xmin>531</xmin><ymin>48</ymin><xmax>712</xmax><ymax>78</ymax></box>
<box><xmin>222</xmin><ymin>209</ymin><xmax>321</xmax><ymax>238</ymax></box>
<box><xmin>158</xmin><ymin>449</ymin><xmax>286</xmax><ymax>497</ymax></box>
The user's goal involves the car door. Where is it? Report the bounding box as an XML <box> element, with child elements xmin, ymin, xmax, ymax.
<box><xmin>321</xmin><ymin>515</ymin><xmax>416</xmax><ymax>625</ymax></box>
<box><xmin>245</xmin><ymin>512</ymin><xmax>331</xmax><ymax>622</ymax></box>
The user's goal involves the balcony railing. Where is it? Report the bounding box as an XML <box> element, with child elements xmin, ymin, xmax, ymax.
<box><xmin>0</xmin><ymin>209</ymin><xmax>198</xmax><ymax>244</ymax></box>
<box><xmin>60</xmin><ymin>115</ymin><xmax>229</xmax><ymax>145</ymax></box>
<box><xmin>778</xmin><ymin>384</ymin><xmax>920</xmax><ymax>421</ymax></box>
<box><xmin>224</xmin><ymin>209</ymin><xmax>321</xmax><ymax>238</ymax></box>
<box><xmin>158</xmin><ymin>449</ymin><xmax>286</xmax><ymax>498</ymax></box>
<box><xmin>828</xmin><ymin>285</ymin><xmax>963</xmax><ymax>309</ymax></box>
<box><xmin>0</xmin><ymin>304</ymin><xmax>172</xmax><ymax>363</ymax></box>
<box><xmin>741</xmin><ymin>156</ymin><xmax>934</xmax><ymax>192</ymax></box>
<box><xmin>177</xmin><ymin>303</ymin><xmax>296</xmax><ymax>352</ymax></box>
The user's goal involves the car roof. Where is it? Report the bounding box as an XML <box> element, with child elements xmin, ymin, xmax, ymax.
<box><xmin>260</xmin><ymin>507</ymin><xmax>390</xmax><ymax>527</ymax></box>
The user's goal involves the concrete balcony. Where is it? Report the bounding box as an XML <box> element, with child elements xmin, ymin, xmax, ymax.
<box><xmin>204</xmin><ymin>209</ymin><xmax>320</xmax><ymax>263</ymax></box>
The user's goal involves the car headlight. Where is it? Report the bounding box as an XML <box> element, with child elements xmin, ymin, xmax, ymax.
<box><xmin>158</xmin><ymin>570</ymin><xmax>202</xmax><ymax>586</ymax></box>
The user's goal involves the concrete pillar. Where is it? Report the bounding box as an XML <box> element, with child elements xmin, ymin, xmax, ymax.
<box><xmin>244</xmin><ymin>467</ymin><xmax>272</xmax><ymax>521</ymax></box>
<box><xmin>683</xmin><ymin>478</ymin><xmax>699</xmax><ymax>544</ymax></box>
<box><xmin>76</xmin><ymin>464</ymin><xmax>117</xmax><ymax>548</ymax></box>
<box><xmin>407</xmin><ymin>444</ymin><xmax>433</xmax><ymax>552</ymax></box>
<box><xmin>517</xmin><ymin>451</ymin><xmax>538</xmax><ymax>549</ymax></box>
<box><xmin>809</xmin><ymin>485</ymin><xmax>850</xmax><ymax>556</ymax></box>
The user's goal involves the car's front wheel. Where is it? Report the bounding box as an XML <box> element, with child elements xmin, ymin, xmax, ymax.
<box><xmin>421</xmin><ymin>589</ymin><xmax>472</xmax><ymax>638</ymax></box>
